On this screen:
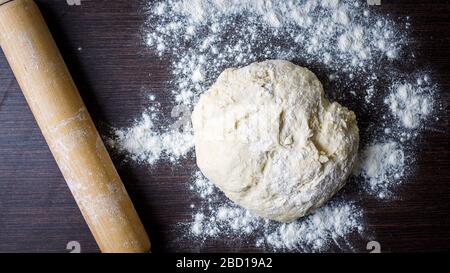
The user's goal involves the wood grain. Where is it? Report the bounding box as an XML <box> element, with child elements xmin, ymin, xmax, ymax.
<box><xmin>0</xmin><ymin>0</ymin><xmax>150</xmax><ymax>253</ymax></box>
<box><xmin>0</xmin><ymin>0</ymin><xmax>449</xmax><ymax>253</ymax></box>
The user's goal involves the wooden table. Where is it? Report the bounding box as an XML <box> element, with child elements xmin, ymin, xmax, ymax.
<box><xmin>0</xmin><ymin>0</ymin><xmax>449</xmax><ymax>253</ymax></box>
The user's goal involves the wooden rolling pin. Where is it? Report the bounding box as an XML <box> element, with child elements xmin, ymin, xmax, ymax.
<box><xmin>0</xmin><ymin>0</ymin><xmax>151</xmax><ymax>253</ymax></box>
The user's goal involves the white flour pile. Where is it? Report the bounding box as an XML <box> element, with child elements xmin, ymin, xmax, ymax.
<box><xmin>110</xmin><ymin>111</ymin><xmax>194</xmax><ymax>164</ymax></box>
<box><xmin>357</xmin><ymin>141</ymin><xmax>406</xmax><ymax>199</ymax></box>
<box><xmin>189</xmin><ymin>171</ymin><xmax>363</xmax><ymax>252</ymax></box>
<box><xmin>386</xmin><ymin>78</ymin><xmax>434</xmax><ymax>130</ymax></box>
<box><xmin>143</xmin><ymin>0</ymin><xmax>406</xmax><ymax>109</ymax></box>
<box><xmin>109</xmin><ymin>0</ymin><xmax>439</xmax><ymax>252</ymax></box>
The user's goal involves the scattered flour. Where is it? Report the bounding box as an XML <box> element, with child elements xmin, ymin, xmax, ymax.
<box><xmin>263</xmin><ymin>202</ymin><xmax>362</xmax><ymax>251</ymax></box>
<box><xmin>108</xmin><ymin>0</ymin><xmax>439</xmax><ymax>252</ymax></box>
<box><xmin>111</xmin><ymin>112</ymin><xmax>162</xmax><ymax>164</ymax></box>
<box><xmin>357</xmin><ymin>141</ymin><xmax>406</xmax><ymax>199</ymax></box>
<box><xmin>144</xmin><ymin>0</ymin><xmax>407</xmax><ymax>109</ymax></box>
<box><xmin>189</xmin><ymin>171</ymin><xmax>363</xmax><ymax>252</ymax></box>
<box><xmin>386</xmin><ymin>78</ymin><xmax>434</xmax><ymax>129</ymax></box>
<box><xmin>110</xmin><ymin>112</ymin><xmax>194</xmax><ymax>164</ymax></box>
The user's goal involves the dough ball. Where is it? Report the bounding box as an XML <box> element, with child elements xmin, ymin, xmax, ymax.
<box><xmin>192</xmin><ymin>60</ymin><xmax>359</xmax><ymax>222</ymax></box>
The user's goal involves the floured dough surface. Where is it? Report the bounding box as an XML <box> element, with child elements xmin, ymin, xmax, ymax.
<box><xmin>192</xmin><ymin>60</ymin><xmax>359</xmax><ymax>222</ymax></box>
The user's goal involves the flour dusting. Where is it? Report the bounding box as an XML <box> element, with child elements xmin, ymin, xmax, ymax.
<box><xmin>110</xmin><ymin>112</ymin><xmax>193</xmax><ymax>164</ymax></box>
<box><xmin>189</xmin><ymin>171</ymin><xmax>362</xmax><ymax>252</ymax></box>
<box><xmin>357</xmin><ymin>141</ymin><xmax>406</xmax><ymax>199</ymax></box>
<box><xmin>386</xmin><ymin>78</ymin><xmax>434</xmax><ymax>130</ymax></box>
<box><xmin>108</xmin><ymin>0</ymin><xmax>440</xmax><ymax>252</ymax></box>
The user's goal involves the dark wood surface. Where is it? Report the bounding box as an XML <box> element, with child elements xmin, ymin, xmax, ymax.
<box><xmin>0</xmin><ymin>0</ymin><xmax>449</xmax><ymax>253</ymax></box>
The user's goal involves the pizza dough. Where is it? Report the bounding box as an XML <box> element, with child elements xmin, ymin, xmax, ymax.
<box><xmin>191</xmin><ymin>60</ymin><xmax>359</xmax><ymax>222</ymax></box>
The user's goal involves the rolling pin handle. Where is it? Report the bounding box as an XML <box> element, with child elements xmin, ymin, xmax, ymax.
<box><xmin>0</xmin><ymin>0</ymin><xmax>151</xmax><ymax>253</ymax></box>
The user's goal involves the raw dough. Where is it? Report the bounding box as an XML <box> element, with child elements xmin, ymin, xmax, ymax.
<box><xmin>192</xmin><ymin>60</ymin><xmax>359</xmax><ymax>222</ymax></box>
